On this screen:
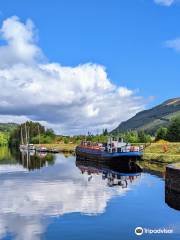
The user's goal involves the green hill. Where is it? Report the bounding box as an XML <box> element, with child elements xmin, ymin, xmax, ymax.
<box><xmin>112</xmin><ymin>97</ymin><xmax>180</xmax><ymax>135</ymax></box>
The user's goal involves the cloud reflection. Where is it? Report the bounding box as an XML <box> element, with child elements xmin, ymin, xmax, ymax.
<box><xmin>0</xmin><ymin>154</ymin><xmax>140</xmax><ymax>240</ymax></box>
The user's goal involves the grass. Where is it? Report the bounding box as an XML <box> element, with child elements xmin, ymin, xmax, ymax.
<box><xmin>35</xmin><ymin>143</ymin><xmax>76</xmax><ymax>153</ymax></box>
<box><xmin>137</xmin><ymin>160</ymin><xmax>166</xmax><ymax>173</ymax></box>
<box><xmin>175</xmin><ymin>163</ymin><xmax>180</xmax><ymax>168</ymax></box>
<box><xmin>143</xmin><ymin>142</ymin><xmax>180</xmax><ymax>163</ymax></box>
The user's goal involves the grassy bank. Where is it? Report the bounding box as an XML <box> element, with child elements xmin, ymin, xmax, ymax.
<box><xmin>143</xmin><ymin>142</ymin><xmax>180</xmax><ymax>163</ymax></box>
<box><xmin>35</xmin><ymin>142</ymin><xmax>180</xmax><ymax>164</ymax></box>
<box><xmin>35</xmin><ymin>143</ymin><xmax>76</xmax><ymax>153</ymax></box>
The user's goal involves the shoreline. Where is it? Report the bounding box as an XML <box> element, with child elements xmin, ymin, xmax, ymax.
<box><xmin>35</xmin><ymin>143</ymin><xmax>76</xmax><ymax>153</ymax></box>
<box><xmin>35</xmin><ymin>142</ymin><xmax>180</xmax><ymax>164</ymax></box>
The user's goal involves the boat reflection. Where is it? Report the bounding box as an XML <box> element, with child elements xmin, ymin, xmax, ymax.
<box><xmin>19</xmin><ymin>150</ymin><xmax>55</xmax><ymax>170</ymax></box>
<box><xmin>0</xmin><ymin>147</ymin><xmax>55</xmax><ymax>172</ymax></box>
<box><xmin>76</xmin><ymin>158</ymin><xmax>142</xmax><ymax>188</ymax></box>
<box><xmin>0</xmin><ymin>153</ymin><xmax>143</xmax><ymax>240</ymax></box>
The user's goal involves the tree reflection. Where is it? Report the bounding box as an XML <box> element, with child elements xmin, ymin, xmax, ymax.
<box><xmin>19</xmin><ymin>150</ymin><xmax>55</xmax><ymax>170</ymax></box>
<box><xmin>0</xmin><ymin>147</ymin><xmax>55</xmax><ymax>171</ymax></box>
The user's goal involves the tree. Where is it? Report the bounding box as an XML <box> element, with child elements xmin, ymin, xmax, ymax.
<box><xmin>137</xmin><ymin>130</ymin><xmax>152</xmax><ymax>143</ymax></box>
<box><xmin>9</xmin><ymin>121</ymin><xmax>46</xmax><ymax>147</ymax></box>
<box><xmin>167</xmin><ymin>117</ymin><xmax>180</xmax><ymax>142</ymax></box>
<box><xmin>103</xmin><ymin>129</ymin><xmax>108</xmax><ymax>136</ymax></box>
<box><xmin>125</xmin><ymin>131</ymin><xmax>138</xmax><ymax>143</ymax></box>
<box><xmin>137</xmin><ymin>130</ymin><xmax>146</xmax><ymax>143</ymax></box>
<box><xmin>156</xmin><ymin>127</ymin><xmax>167</xmax><ymax>141</ymax></box>
<box><xmin>46</xmin><ymin>128</ymin><xmax>55</xmax><ymax>138</ymax></box>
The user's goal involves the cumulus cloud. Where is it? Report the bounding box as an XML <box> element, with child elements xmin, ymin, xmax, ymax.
<box><xmin>0</xmin><ymin>16</ymin><xmax>145</xmax><ymax>134</ymax></box>
<box><xmin>0</xmin><ymin>16</ymin><xmax>43</xmax><ymax>66</ymax></box>
<box><xmin>164</xmin><ymin>38</ymin><xmax>180</xmax><ymax>51</ymax></box>
<box><xmin>154</xmin><ymin>0</ymin><xmax>175</xmax><ymax>6</ymax></box>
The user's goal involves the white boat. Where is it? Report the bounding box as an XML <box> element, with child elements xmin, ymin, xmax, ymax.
<box><xmin>19</xmin><ymin>124</ymin><xmax>35</xmax><ymax>151</ymax></box>
<box><xmin>36</xmin><ymin>146</ymin><xmax>48</xmax><ymax>152</ymax></box>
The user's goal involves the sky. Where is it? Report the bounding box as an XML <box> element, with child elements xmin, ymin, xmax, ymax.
<box><xmin>0</xmin><ymin>0</ymin><xmax>179</xmax><ymax>134</ymax></box>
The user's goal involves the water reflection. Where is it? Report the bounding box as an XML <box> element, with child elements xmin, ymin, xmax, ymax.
<box><xmin>19</xmin><ymin>150</ymin><xmax>55</xmax><ymax>170</ymax></box>
<box><xmin>165</xmin><ymin>188</ymin><xmax>180</xmax><ymax>211</ymax></box>
<box><xmin>165</xmin><ymin>165</ymin><xmax>180</xmax><ymax>211</ymax></box>
<box><xmin>0</xmin><ymin>147</ymin><xmax>55</xmax><ymax>172</ymax></box>
<box><xmin>76</xmin><ymin>159</ymin><xmax>142</xmax><ymax>188</ymax></box>
<box><xmin>0</xmin><ymin>150</ymin><xmax>142</xmax><ymax>240</ymax></box>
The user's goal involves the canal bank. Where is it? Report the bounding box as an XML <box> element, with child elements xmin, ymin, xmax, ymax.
<box><xmin>165</xmin><ymin>163</ymin><xmax>180</xmax><ymax>210</ymax></box>
<box><xmin>35</xmin><ymin>142</ymin><xmax>180</xmax><ymax>164</ymax></box>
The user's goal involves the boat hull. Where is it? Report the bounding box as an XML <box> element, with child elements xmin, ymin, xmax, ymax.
<box><xmin>76</xmin><ymin>146</ymin><xmax>143</xmax><ymax>162</ymax></box>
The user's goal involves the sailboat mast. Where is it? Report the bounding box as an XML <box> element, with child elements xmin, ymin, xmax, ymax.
<box><xmin>38</xmin><ymin>125</ymin><xmax>40</xmax><ymax>144</ymax></box>
<box><xmin>21</xmin><ymin>127</ymin><xmax>24</xmax><ymax>145</ymax></box>
<box><xmin>25</xmin><ymin>123</ymin><xmax>28</xmax><ymax>145</ymax></box>
<box><xmin>27</xmin><ymin>126</ymin><xmax>30</xmax><ymax>145</ymax></box>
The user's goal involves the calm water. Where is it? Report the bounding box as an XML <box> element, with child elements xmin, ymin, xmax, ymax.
<box><xmin>0</xmin><ymin>147</ymin><xmax>179</xmax><ymax>240</ymax></box>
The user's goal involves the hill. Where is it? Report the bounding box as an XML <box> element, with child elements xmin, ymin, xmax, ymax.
<box><xmin>112</xmin><ymin>97</ymin><xmax>180</xmax><ymax>135</ymax></box>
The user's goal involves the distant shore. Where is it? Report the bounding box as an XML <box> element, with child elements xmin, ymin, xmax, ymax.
<box><xmin>35</xmin><ymin>142</ymin><xmax>180</xmax><ymax>164</ymax></box>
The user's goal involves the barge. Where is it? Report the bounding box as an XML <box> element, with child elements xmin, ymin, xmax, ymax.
<box><xmin>76</xmin><ymin>138</ymin><xmax>143</xmax><ymax>162</ymax></box>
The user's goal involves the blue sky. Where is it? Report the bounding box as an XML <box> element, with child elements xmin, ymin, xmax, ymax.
<box><xmin>0</xmin><ymin>0</ymin><xmax>179</xmax><ymax>105</ymax></box>
<box><xmin>0</xmin><ymin>0</ymin><xmax>179</xmax><ymax>133</ymax></box>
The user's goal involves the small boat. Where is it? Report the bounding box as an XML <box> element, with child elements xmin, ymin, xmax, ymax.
<box><xmin>48</xmin><ymin>148</ymin><xmax>59</xmax><ymax>153</ymax></box>
<box><xmin>76</xmin><ymin>138</ymin><xmax>143</xmax><ymax>162</ymax></box>
<box><xmin>20</xmin><ymin>144</ymin><xmax>35</xmax><ymax>151</ymax></box>
<box><xmin>36</xmin><ymin>146</ymin><xmax>48</xmax><ymax>153</ymax></box>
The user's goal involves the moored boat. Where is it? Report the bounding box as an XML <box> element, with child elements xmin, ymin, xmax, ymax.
<box><xmin>19</xmin><ymin>124</ymin><xmax>35</xmax><ymax>151</ymax></box>
<box><xmin>76</xmin><ymin>138</ymin><xmax>143</xmax><ymax>162</ymax></box>
<box><xmin>36</xmin><ymin>146</ymin><xmax>48</xmax><ymax>153</ymax></box>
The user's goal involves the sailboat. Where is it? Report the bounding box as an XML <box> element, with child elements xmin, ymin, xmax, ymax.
<box><xmin>35</xmin><ymin>125</ymin><xmax>48</xmax><ymax>152</ymax></box>
<box><xmin>19</xmin><ymin>123</ymin><xmax>35</xmax><ymax>151</ymax></box>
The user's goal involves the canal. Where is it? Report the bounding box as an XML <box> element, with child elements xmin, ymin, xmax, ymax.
<box><xmin>0</xmin><ymin>147</ymin><xmax>179</xmax><ymax>240</ymax></box>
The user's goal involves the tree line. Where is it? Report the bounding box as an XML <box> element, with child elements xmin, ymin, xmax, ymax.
<box><xmin>3</xmin><ymin>116</ymin><xmax>180</xmax><ymax>147</ymax></box>
<box><xmin>9</xmin><ymin>121</ymin><xmax>56</xmax><ymax>147</ymax></box>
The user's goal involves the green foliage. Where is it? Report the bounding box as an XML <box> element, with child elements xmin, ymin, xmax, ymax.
<box><xmin>155</xmin><ymin>127</ymin><xmax>168</xmax><ymax>141</ymax></box>
<box><xmin>166</xmin><ymin>117</ymin><xmax>180</xmax><ymax>142</ymax></box>
<box><xmin>0</xmin><ymin>123</ymin><xmax>18</xmax><ymax>133</ymax></box>
<box><xmin>125</xmin><ymin>131</ymin><xmax>139</xmax><ymax>143</ymax></box>
<box><xmin>9</xmin><ymin>121</ymin><xmax>46</xmax><ymax>146</ymax></box>
<box><xmin>103</xmin><ymin>128</ymin><xmax>108</xmax><ymax>136</ymax></box>
<box><xmin>45</xmin><ymin>128</ymin><xmax>55</xmax><ymax>138</ymax></box>
<box><xmin>113</xmin><ymin>130</ymin><xmax>152</xmax><ymax>143</ymax></box>
<box><xmin>64</xmin><ymin>138</ymin><xmax>69</xmax><ymax>144</ymax></box>
<box><xmin>0</xmin><ymin>132</ymin><xmax>9</xmax><ymax>145</ymax></box>
<box><xmin>137</xmin><ymin>130</ymin><xmax>152</xmax><ymax>143</ymax></box>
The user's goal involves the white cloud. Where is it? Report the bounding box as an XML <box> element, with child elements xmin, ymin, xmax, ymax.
<box><xmin>164</xmin><ymin>38</ymin><xmax>180</xmax><ymax>51</ymax></box>
<box><xmin>0</xmin><ymin>16</ymin><xmax>145</xmax><ymax>134</ymax></box>
<box><xmin>154</xmin><ymin>0</ymin><xmax>175</xmax><ymax>6</ymax></box>
<box><xmin>0</xmin><ymin>16</ymin><xmax>43</xmax><ymax>66</ymax></box>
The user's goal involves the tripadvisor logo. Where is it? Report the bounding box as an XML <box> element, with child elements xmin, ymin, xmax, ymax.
<box><xmin>135</xmin><ymin>227</ymin><xmax>143</xmax><ymax>236</ymax></box>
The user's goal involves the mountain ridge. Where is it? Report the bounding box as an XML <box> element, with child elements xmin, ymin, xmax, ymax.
<box><xmin>112</xmin><ymin>97</ymin><xmax>180</xmax><ymax>135</ymax></box>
